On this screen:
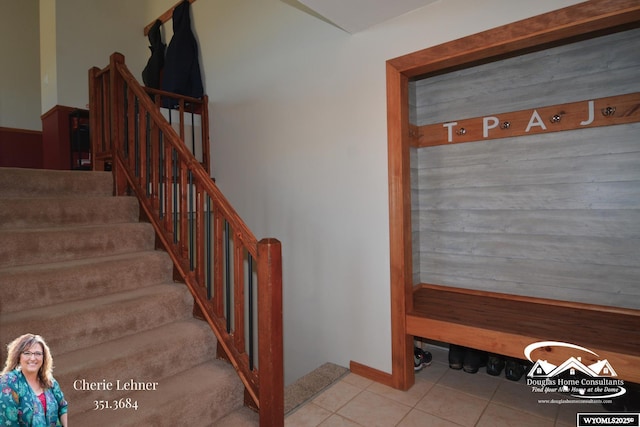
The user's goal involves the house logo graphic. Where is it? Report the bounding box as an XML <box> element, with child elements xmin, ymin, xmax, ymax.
<box><xmin>524</xmin><ymin>341</ymin><xmax>626</xmax><ymax>400</ymax></box>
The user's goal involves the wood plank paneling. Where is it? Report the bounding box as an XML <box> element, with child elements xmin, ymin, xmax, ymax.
<box><xmin>413</xmin><ymin>28</ymin><xmax>640</xmax><ymax>309</ymax></box>
<box><xmin>417</xmin><ymin>209</ymin><xmax>640</xmax><ymax>239</ymax></box>
<box><xmin>419</xmin><ymin>254</ymin><xmax>640</xmax><ymax>295</ymax></box>
<box><xmin>412</xmin><ymin>28</ymin><xmax>640</xmax><ymax>126</ymax></box>
<box><xmin>419</xmin><ymin>151</ymin><xmax>639</xmax><ymax>189</ymax></box>
<box><xmin>418</xmin><ymin>182</ymin><xmax>640</xmax><ymax>210</ymax></box>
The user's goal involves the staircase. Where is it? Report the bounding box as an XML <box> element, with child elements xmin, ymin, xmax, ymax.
<box><xmin>0</xmin><ymin>167</ymin><xmax>259</xmax><ymax>426</ymax></box>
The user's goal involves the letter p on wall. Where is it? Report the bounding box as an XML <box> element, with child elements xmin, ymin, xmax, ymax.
<box><xmin>483</xmin><ymin>116</ymin><xmax>499</xmax><ymax>137</ymax></box>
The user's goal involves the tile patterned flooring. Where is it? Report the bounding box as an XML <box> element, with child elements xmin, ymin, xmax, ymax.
<box><xmin>285</xmin><ymin>345</ymin><xmax>603</xmax><ymax>426</ymax></box>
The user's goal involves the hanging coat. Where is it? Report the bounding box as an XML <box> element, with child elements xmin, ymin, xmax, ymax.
<box><xmin>142</xmin><ymin>19</ymin><xmax>165</xmax><ymax>89</ymax></box>
<box><xmin>161</xmin><ymin>0</ymin><xmax>204</xmax><ymax>106</ymax></box>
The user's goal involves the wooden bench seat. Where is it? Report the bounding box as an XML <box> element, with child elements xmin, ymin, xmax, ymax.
<box><xmin>407</xmin><ymin>284</ymin><xmax>640</xmax><ymax>384</ymax></box>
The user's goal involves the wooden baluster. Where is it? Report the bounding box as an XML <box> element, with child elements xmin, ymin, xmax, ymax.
<box><xmin>179</xmin><ymin>162</ymin><xmax>189</xmax><ymax>260</ymax></box>
<box><xmin>109</xmin><ymin>53</ymin><xmax>127</xmax><ymax>196</ymax></box>
<box><xmin>149</xmin><ymin>114</ymin><xmax>160</xmax><ymax>211</ymax></box>
<box><xmin>163</xmin><ymin>143</ymin><xmax>172</xmax><ymax>235</ymax></box>
<box><xmin>201</xmin><ymin>95</ymin><xmax>211</xmax><ymax>174</ymax></box>
<box><xmin>102</xmin><ymin>73</ymin><xmax>111</xmax><ymax>160</ymax></box>
<box><xmin>195</xmin><ymin>181</ymin><xmax>205</xmax><ymax>285</ymax></box>
<box><xmin>138</xmin><ymin>101</ymin><xmax>148</xmax><ymax>191</ymax></box>
<box><xmin>214</xmin><ymin>208</ymin><xmax>224</xmax><ymax>314</ymax></box>
<box><xmin>88</xmin><ymin>67</ymin><xmax>102</xmax><ymax>171</ymax></box>
<box><xmin>234</xmin><ymin>234</ymin><xmax>245</xmax><ymax>352</ymax></box>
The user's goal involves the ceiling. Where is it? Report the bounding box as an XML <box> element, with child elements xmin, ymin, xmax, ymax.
<box><xmin>289</xmin><ymin>0</ymin><xmax>440</xmax><ymax>33</ymax></box>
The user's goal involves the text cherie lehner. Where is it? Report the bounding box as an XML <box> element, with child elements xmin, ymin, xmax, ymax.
<box><xmin>74</xmin><ymin>378</ymin><xmax>159</xmax><ymax>391</ymax></box>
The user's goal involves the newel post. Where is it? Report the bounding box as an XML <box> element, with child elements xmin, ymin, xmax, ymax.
<box><xmin>109</xmin><ymin>52</ymin><xmax>127</xmax><ymax>196</ymax></box>
<box><xmin>257</xmin><ymin>238</ymin><xmax>284</xmax><ymax>427</ymax></box>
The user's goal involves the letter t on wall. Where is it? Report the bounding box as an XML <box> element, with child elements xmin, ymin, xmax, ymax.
<box><xmin>443</xmin><ymin>122</ymin><xmax>458</xmax><ymax>142</ymax></box>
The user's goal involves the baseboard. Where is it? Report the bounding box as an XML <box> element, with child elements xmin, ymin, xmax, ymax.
<box><xmin>348</xmin><ymin>360</ymin><xmax>394</xmax><ymax>387</ymax></box>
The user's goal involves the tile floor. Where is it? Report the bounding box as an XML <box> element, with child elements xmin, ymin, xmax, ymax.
<box><xmin>285</xmin><ymin>344</ymin><xmax>605</xmax><ymax>426</ymax></box>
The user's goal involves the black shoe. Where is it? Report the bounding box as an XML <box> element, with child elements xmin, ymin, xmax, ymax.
<box><xmin>486</xmin><ymin>354</ymin><xmax>505</xmax><ymax>376</ymax></box>
<box><xmin>463</xmin><ymin>349</ymin><xmax>487</xmax><ymax>374</ymax></box>
<box><xmin>414</xmin><ymin>347</ymin><xmax>433</xmax><ymax>371</ymax></box>
<box><xmin>505</xmin><ymin>359</ymin><xmax>526</xmax><ymax>381</ymax></box>
<box><xmin>448</xmin><ymin>344</ymin><xmax>465</xmax><ymax>370</ymax></box>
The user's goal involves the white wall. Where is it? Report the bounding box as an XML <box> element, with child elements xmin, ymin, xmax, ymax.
<box><xmin>188</xmin><ymin>0</ymin><xmax>584</xmax><ymax>385</ymax></box>
<box><xmin>48</xmin><ymin>0</ymin><xmax>584</xmax><ymax>384</ymax></box>
<box><xmin>0</xmin><ymin>0</ymin><xmax>41</xmax><ymax>130</ymax></box>
<box><xmin>40</xmin><ymin>0</ymin><xmax>156</xmax><ymax>113</ymax></box>
<box><xmin>39</xmin><ymin>0</ymin><xmax>57</xmax><ymax>116</ymax></box>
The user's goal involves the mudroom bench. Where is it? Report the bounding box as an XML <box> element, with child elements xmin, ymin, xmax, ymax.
<box><xmin>407</xmin><ymin>284</ymin><xmax>640</xmax><ymax>384</ymax></box>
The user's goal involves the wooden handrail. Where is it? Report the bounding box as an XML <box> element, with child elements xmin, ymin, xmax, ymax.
<box><xmin>89</xmin><ymin>52</ymin><xmax>284</xmax><ymax>426</ymax></box>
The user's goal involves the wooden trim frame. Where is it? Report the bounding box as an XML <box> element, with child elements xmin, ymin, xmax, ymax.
<box><xmin>380</xmin><ymin>0</ymin><xmax>640</xmax><ymax>390</ymax></box>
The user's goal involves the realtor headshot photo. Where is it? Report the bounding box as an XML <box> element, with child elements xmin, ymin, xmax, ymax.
<box><xmin>0</xmin><ymin>334</ymin><xmax>68</xmax><ymax>426</ymax></box>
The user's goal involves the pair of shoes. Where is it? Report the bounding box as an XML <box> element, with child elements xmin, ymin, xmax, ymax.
<box><xmin>504</xmin><ymin>358</ymin><xmax>527</xmax><ymax>381</ymax></box>
<box><xmin>448</xmin><ymin>344</ymin><xmax>465</xmax><ymax>370</ymax></box>
<box><xmin>486</xmin><ymin>354</ymin><xmax>505</xmax><ymax>376</ymax></box>
<box><xmin>448</xmin><ymin>345</ymin><xmax>487</xmax><ymax>373</ymax></box>
<box><xmin>463</xmin><ymin>349</ymin><xmax>487</xmax><ymax>374</ymax></box>
<box><xmin>414</xmin><ymin>347</ymin><xmax>433</xmax><ymax>371</ymax></box>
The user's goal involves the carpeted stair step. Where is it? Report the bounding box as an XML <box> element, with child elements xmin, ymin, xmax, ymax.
<box><xmin>0</xmin><ymin>195</ymin><xmax>139</xmax><ymax>230</ymax></box>
<box><xmin>0</xmin><ymin>167</ymin><xmax>251</xmax><ymax>425</ymax></box>
<box><xmin>0</xmin><ymin>222</ymin><xmax>156</xmax><ymax>268</ymax></box>
<box><xmin>215</xmin><ymin>407</ymin><xmax>261</xmax><ymax>427</ymax></box>
<box><xmin>71</xmin><ymin>361</ymin><xmax>246</xmax><ymax>426</ymax></box>
<box><xmin>54</xmin><ymin>319</ymin><xmax>218</xmax><ymax>411</ymax></box>
<box><xmin>0</xmin><ymin>251</ymin><xmax>173</xmax><ymax>313</ymax></box>
<box><xmin>0</xmin><ymin>167</ymin><xmax>112</xmax><ymax>198</ymax></box>
<box><xmin>0</xmin><ymin>283</ymin><xmax>194</xmax><ymax>359</ymax></box>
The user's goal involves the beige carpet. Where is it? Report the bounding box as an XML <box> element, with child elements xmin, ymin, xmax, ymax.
<box><xmin>284</xmin><ymin>363</ymin><xmax>349</xmax><ymax>414</ymax></box>
<box><xmin>0</xmin><ymin>167</ymin><xmax>248</xmax><ymax>426</ymax></box>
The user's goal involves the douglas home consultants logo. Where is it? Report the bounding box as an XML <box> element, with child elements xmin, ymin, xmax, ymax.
<box><xmin>524</xmin><ymin>341</ymin><xmax>626</xmax><ymax>400</ymax></box>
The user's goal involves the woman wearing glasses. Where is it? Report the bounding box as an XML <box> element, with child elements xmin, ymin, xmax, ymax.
<box><xmin>0</xmin><ymin>334</ymin><xmax>68</xmax><ymax>426</ymax></box>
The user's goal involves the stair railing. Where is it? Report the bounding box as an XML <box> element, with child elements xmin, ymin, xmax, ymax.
<box><xmin>89</xmin><ymin>64</ymin><xmax>210</xmax><ymax>174</ymax></box>
<box><xmin>89</xmin><ymin>52</ymin><xmax>283</xmax><ymax>427</ymax></box>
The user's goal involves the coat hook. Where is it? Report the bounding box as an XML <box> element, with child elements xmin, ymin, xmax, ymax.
<box><xmin>601</xmin><ymin>106</ymin><xmax>616</xmax><ymax>117</ymax></box>
<box><xmin>456</xmin><ymin>128</ymin><xmax>466</xmax><ymax>136</ymax></box>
